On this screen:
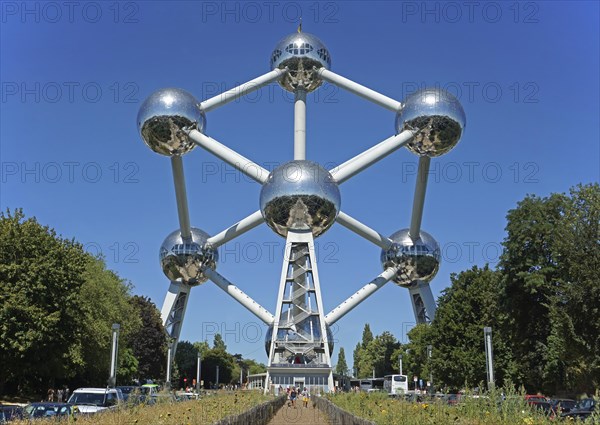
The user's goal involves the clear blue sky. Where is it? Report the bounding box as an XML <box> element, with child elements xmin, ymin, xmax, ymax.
<box><xmin>1</xmin><ymin>1</ymin><xmax>598</xmax><ymax>367</ymax></box>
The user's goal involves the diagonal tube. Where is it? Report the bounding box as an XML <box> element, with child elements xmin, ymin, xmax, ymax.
<box><xmin>200</xmin><ymin>69</ymin><xmax>285</xmax><ymax>113</ymax></box>
<box><xmin>317</xmin><ymin>68</ymin><xmax>402</xmax><ymax>112</ymax></box>
<box><xmin>325</xmin><ymin>267</ymin><xmax>398</xmax><ymax>325</ymax></box>
<box><xmin>188</xmin><ymin>130</ymin><xmax>269</xmax><ymax>184</ymax></box>
<box><xmin>336</xmin><ymin>211</ymin><xmax>393</xmax><ymax>250</ymax></box>
<box><xmin>331</xmin><ymin>130</ymin><xmax>416</xmax><ymax>184</ymax></box>
<box><xmin>206</xmin><ymin>210</ymin><xmax>265</xmax><ymax>248</ymax></box>
<box><xmin>204</xmin><ymin>268</ymin><xmax>275</xmax><ymax>325</ymax></box>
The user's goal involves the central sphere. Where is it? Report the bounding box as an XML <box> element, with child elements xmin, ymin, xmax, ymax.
<box><xmin>270</xmin><ymin>32</ymin><xmax>331</xmax><ymax>93</ymax></box>
<box><xmin>260</xmin><ymin>160</ymin><xmax>340</xmax><ymax>238</ymax></box>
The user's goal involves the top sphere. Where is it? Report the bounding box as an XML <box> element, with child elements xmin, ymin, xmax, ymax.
<box><xmin>137</xmin><ymin>88</ymin><xmax>205</xmax><ymax>156</ymax></box>
<box><xmin>381</xmin><ymin>228</ymin><xmax>441</xmax><ymax>287</ymax></box>
<box><xmin>396</xmin><ymin>89</ymin><xmax>466</xmax><ymax>157</ymax></box>
<box><xmin>270</xmin><ymin>32</ymin><xmax>331</xmax><ymax>93</ymax></box>
<box><xmin>260</xmin><ymin>160</ymin><xmax>340</xmax><ymax>238</ymax></box>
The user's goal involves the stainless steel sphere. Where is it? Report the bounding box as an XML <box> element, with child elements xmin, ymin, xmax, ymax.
<box><xmin>381</xmin><ymin>228</ymin><xmax>441</xmax><ymax>287</ymax></box>
<box><xmin>270</xmin><ymin>32</ymin><xmax>331</xmax><ymax>93</ymax></box>
<box><xmin>137</xmin><ymin>88</ymin><xmax>205</xmax><ymax>156</ymax></box>
<box><xmin>159</xmin><ymin>227</ymin><xmax>217</xmax><ymax>286</ymax></box>
<box><xmin>265</xmin><ymin>321</ymin><xmax>334</xmax><ymax>356</ymax></box>
<box><xmin>260</xmin><ymin>160</ymin><xmax>340</xmax><ymax>238</ymax></box>
<box><xmin>396</xmin><ymin>89</ymin><xmax>466</xmax><ymax>157</ymax></box>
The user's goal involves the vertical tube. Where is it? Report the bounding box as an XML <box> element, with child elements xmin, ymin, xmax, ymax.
<box><xmin>409</xmin><ymin>156</ymin><xmax>431</xmax><ymax>241</ymax></box>
<box><xmin>399</xmin><ymin>355</ymin><xmax>403</xmax><ymax>376</ymax></box>
<box><xmin>216</xmin><ymin>365</ymin><xmax>220</xmax><ymax>389</ymax></box>
<box><xmin>171</xmin><ymin>156</ymin><xmax>192</xmax><ymax>240</ymax></box>
<box><xmin>294</xmin><ymin>89</ymin><xmax>307</xmax><ymax>160</ymax></box>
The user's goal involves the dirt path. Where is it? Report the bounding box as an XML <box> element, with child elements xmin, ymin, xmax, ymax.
<box><xmin>267</xmin><ymin>402</ymin><xmax>330</xmax><ymax>424</ymax></box>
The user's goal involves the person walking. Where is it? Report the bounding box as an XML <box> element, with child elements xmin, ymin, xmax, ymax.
<box><xmin>290</xmin><ymin>386</ymin><xmax>297</xmax><ymax>408</ymax></box>
<box><xmin>301</xmin><ymin>388</ymin><xmax>309</xmax><ymax>408</ymax></box>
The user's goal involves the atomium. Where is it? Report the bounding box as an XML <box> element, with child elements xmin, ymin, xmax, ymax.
<box><xmin>381</xmin><ymin>229</ymin><xmax>441</xmax><ymax>287</ymax></box>
<box><xmin>160</xmin><ymin>227</ymin><xmax>217</xmax><ymax>285</ymax></box>
<box><xmin>396</xmin><ymin>88</ymin><xmax>466</xmax><ymax>157</ymax></box>
<box><xmin>270</xmin><ymin>32</ymin><xmax>331</xmax><ymax>93</ymax></box>
<box><xmin>138</xmin><ymin>88</ymin><xmax>205</xmax><ymax>156</ymax></box>
<box><xmin>141</xmin><ymin>30</ymin><xmax>469</xmax><ymax>393</ymax></box>
<box><xmin>260</xmin><ymin>160</ymin><xmax>340</xmax><ymax>238</ymax></box>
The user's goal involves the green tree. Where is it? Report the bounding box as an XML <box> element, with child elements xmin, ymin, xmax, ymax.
<box><xmin>335</xmin><ymin>347</ymin><xmax>349</xmax><ymax>375</ymax></box>
<box><xmin>213</xmin><ymin>333</ymin><xmax>227</xmax><ymax>352</ymax></box>
<box><xmin>74</xmin><ymin>256</ymin><xmax>141</xmax><ymax>386</ymax></box>
<box><xmin>352</xmin><ymin>342</ymin><xmax>362</xmax><ymax>377</ymax></box>
<box><xmin>427</xmin><ymin>266</ymin><xmax>516</xmax><ymax>391</ymax></box>
<box><xmin>129</xmin><ymin>296</ymin><xmax>167</xmax><ymax>382</ymax></box>
<box><xmin>0</xmin><ymin>209</ymin><xmax>88</xmax><ymax>394</ymax></box>
<box><xmin>175</xmin><ymin>341</ymin><xmax>198</xmax><ymax>388</ymax></box>
<box><xmin>499</xmin><ymin>183</ymin><xmax>600</xmax><ymax>393</ymax></box>
<box><xmin>361</xmin><ymin>324</ymin><xmax>373</xmax><ymax>348</ymax></box>
<box><xmin>403</xmin><ymin>324</ymin><xmax>433</xmax><ymax>389</ymax></box>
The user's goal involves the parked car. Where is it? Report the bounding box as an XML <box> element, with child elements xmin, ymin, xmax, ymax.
<box><xmin>0</xmin><ymin>405</ymin><xmax>24</xmax><ymax>423</ymax></box>
<box><xmin>446</xmin><ymin>394</ymin><xmax>463</xmax><ymax>405</ymax></box>
<box><xmin>560</xmin><ymin>398</ymin><xmax>596</xmax><ymax>421</ymax></box>
<box><xmin>527</xmin><ymin>400</ymin><xmax>557</xmax><ymax>419</ymax></box>
<box><xmin>116</xmin><ymin>386</ymin><xmax>140</xmax><ymax>402</ymax></box>
<box><xmin>147</xmin><ymin>393</ymin><xmax>178</xmax><ymax>405</ymax></box>
<box><xmin>23</xmin><ymin>402</ymin><xmax>73</xmax><ymax>420</ymax></box>
<box><xmin>525</xmin><ymin>394</ymin><xmax>548</xmax><ymax>403</ymax></box>
<box><xmin>140</xmin><ymin>383</ymin><xmax>160</xmax><ymax>396</ymax></box>
<box><xmin>67</xmin><ymin>387</ymin><xmax>123</xmax><ymax>414</ymax></box>
<box><xmin>549</xmin><ymin>398</ymin><xmax>576</xmax><ymax>414</ymax></box>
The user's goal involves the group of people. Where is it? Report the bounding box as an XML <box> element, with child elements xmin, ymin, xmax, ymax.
<box><xmin>282</xmin><ymin>385</ymin><xmax>310</xmax><ymax>408</ymax></box>
<box><xmin>46</xmin><ymin>387</ymin><xmax>70</xmax><ymax>402</ymax></box>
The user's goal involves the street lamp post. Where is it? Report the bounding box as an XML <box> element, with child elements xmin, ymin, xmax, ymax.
<box><xmin>216</xmin><ymin>365</ymin><xmax>220</xmax><ymax>389</ymax></box>
<box><xmin>484</xmin><ymin>327</ymin><xmax>495</xmax><ymax>389</ymax></box>
<box><xmin>166</xmin><ymin>339</ymin><xmax>174</xmax><ymax>390</ymax></box>
<box><xmin>427</xmin><ymin>345</ymin><xmax>433</xmax><ymax>395</ymax></box>
<box><xmin>108</xmin><ymin>323</ymin><xmax>120</xmax><ymax>388</ymax></box>
<box><xmin>196</xmin><ymin>352</ymin><xmax>202</xmax><ymax>394</ymax></box>
<box><xmin>399</xmin><ymin>354</ymin><xmax>403</xmax><ymax>375</ymax></box>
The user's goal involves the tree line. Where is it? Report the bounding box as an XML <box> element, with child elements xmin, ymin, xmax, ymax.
<box><xmin>346</xmin><ymin>183</ymin><xmax>599</xmax><ymax>395</ymax></box>
<box><xmin>0</xmin><ymin>209</ymin><xmax>266</xmax><ymax>397</ymax></box>
<box><xmin>173</xmin><ymin>335</ymin><xmax>266</xmax><ymax>389</ymax></box>
<box><xmin>0</xmin><ymin>209</ymin><xmax>168</xmax><ymax>396</ymax></box>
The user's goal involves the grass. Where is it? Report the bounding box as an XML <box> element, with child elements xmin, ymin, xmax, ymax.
<box><xmin>8</xmin><ymin>391</ymin><xmax>273</xmax><ymax>425</ymax></box>
<box><xmin>325</xmin><ymin>387</ymin><xmax>594</xmax><ymax>425</ymax></box>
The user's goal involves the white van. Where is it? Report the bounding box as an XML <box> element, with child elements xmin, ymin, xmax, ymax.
<box><xmin>68</xmin><ymin>387</ymin><xmax>123</xmax><ymax>414</ymax></box>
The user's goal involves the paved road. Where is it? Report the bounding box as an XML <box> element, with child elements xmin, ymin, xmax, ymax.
<box><xmin>267</xmin><ymin>403</ymin><xmax>330</xmax><ymax>425</ymax></box>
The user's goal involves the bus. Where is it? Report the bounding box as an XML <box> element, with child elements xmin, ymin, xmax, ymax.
<box><xmin>384</xmin><ymin>374</ymin><xmax>408</xmax><ymax>395</ymax></box>
<box><xmin>349</xmin><ymin>378</ymin><xmax>385</xmax><ymax>392</ymax></box>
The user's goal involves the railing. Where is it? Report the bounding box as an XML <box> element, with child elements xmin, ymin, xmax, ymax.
<box><xmin>313</xmin><ymin>396</ymin><xmax>376</xmax><ymax>425</ymax></box>
<box><xmin>211</xmin><ymin>395</ymin><xmax>286</xmax><ymax>425</ymax></box>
